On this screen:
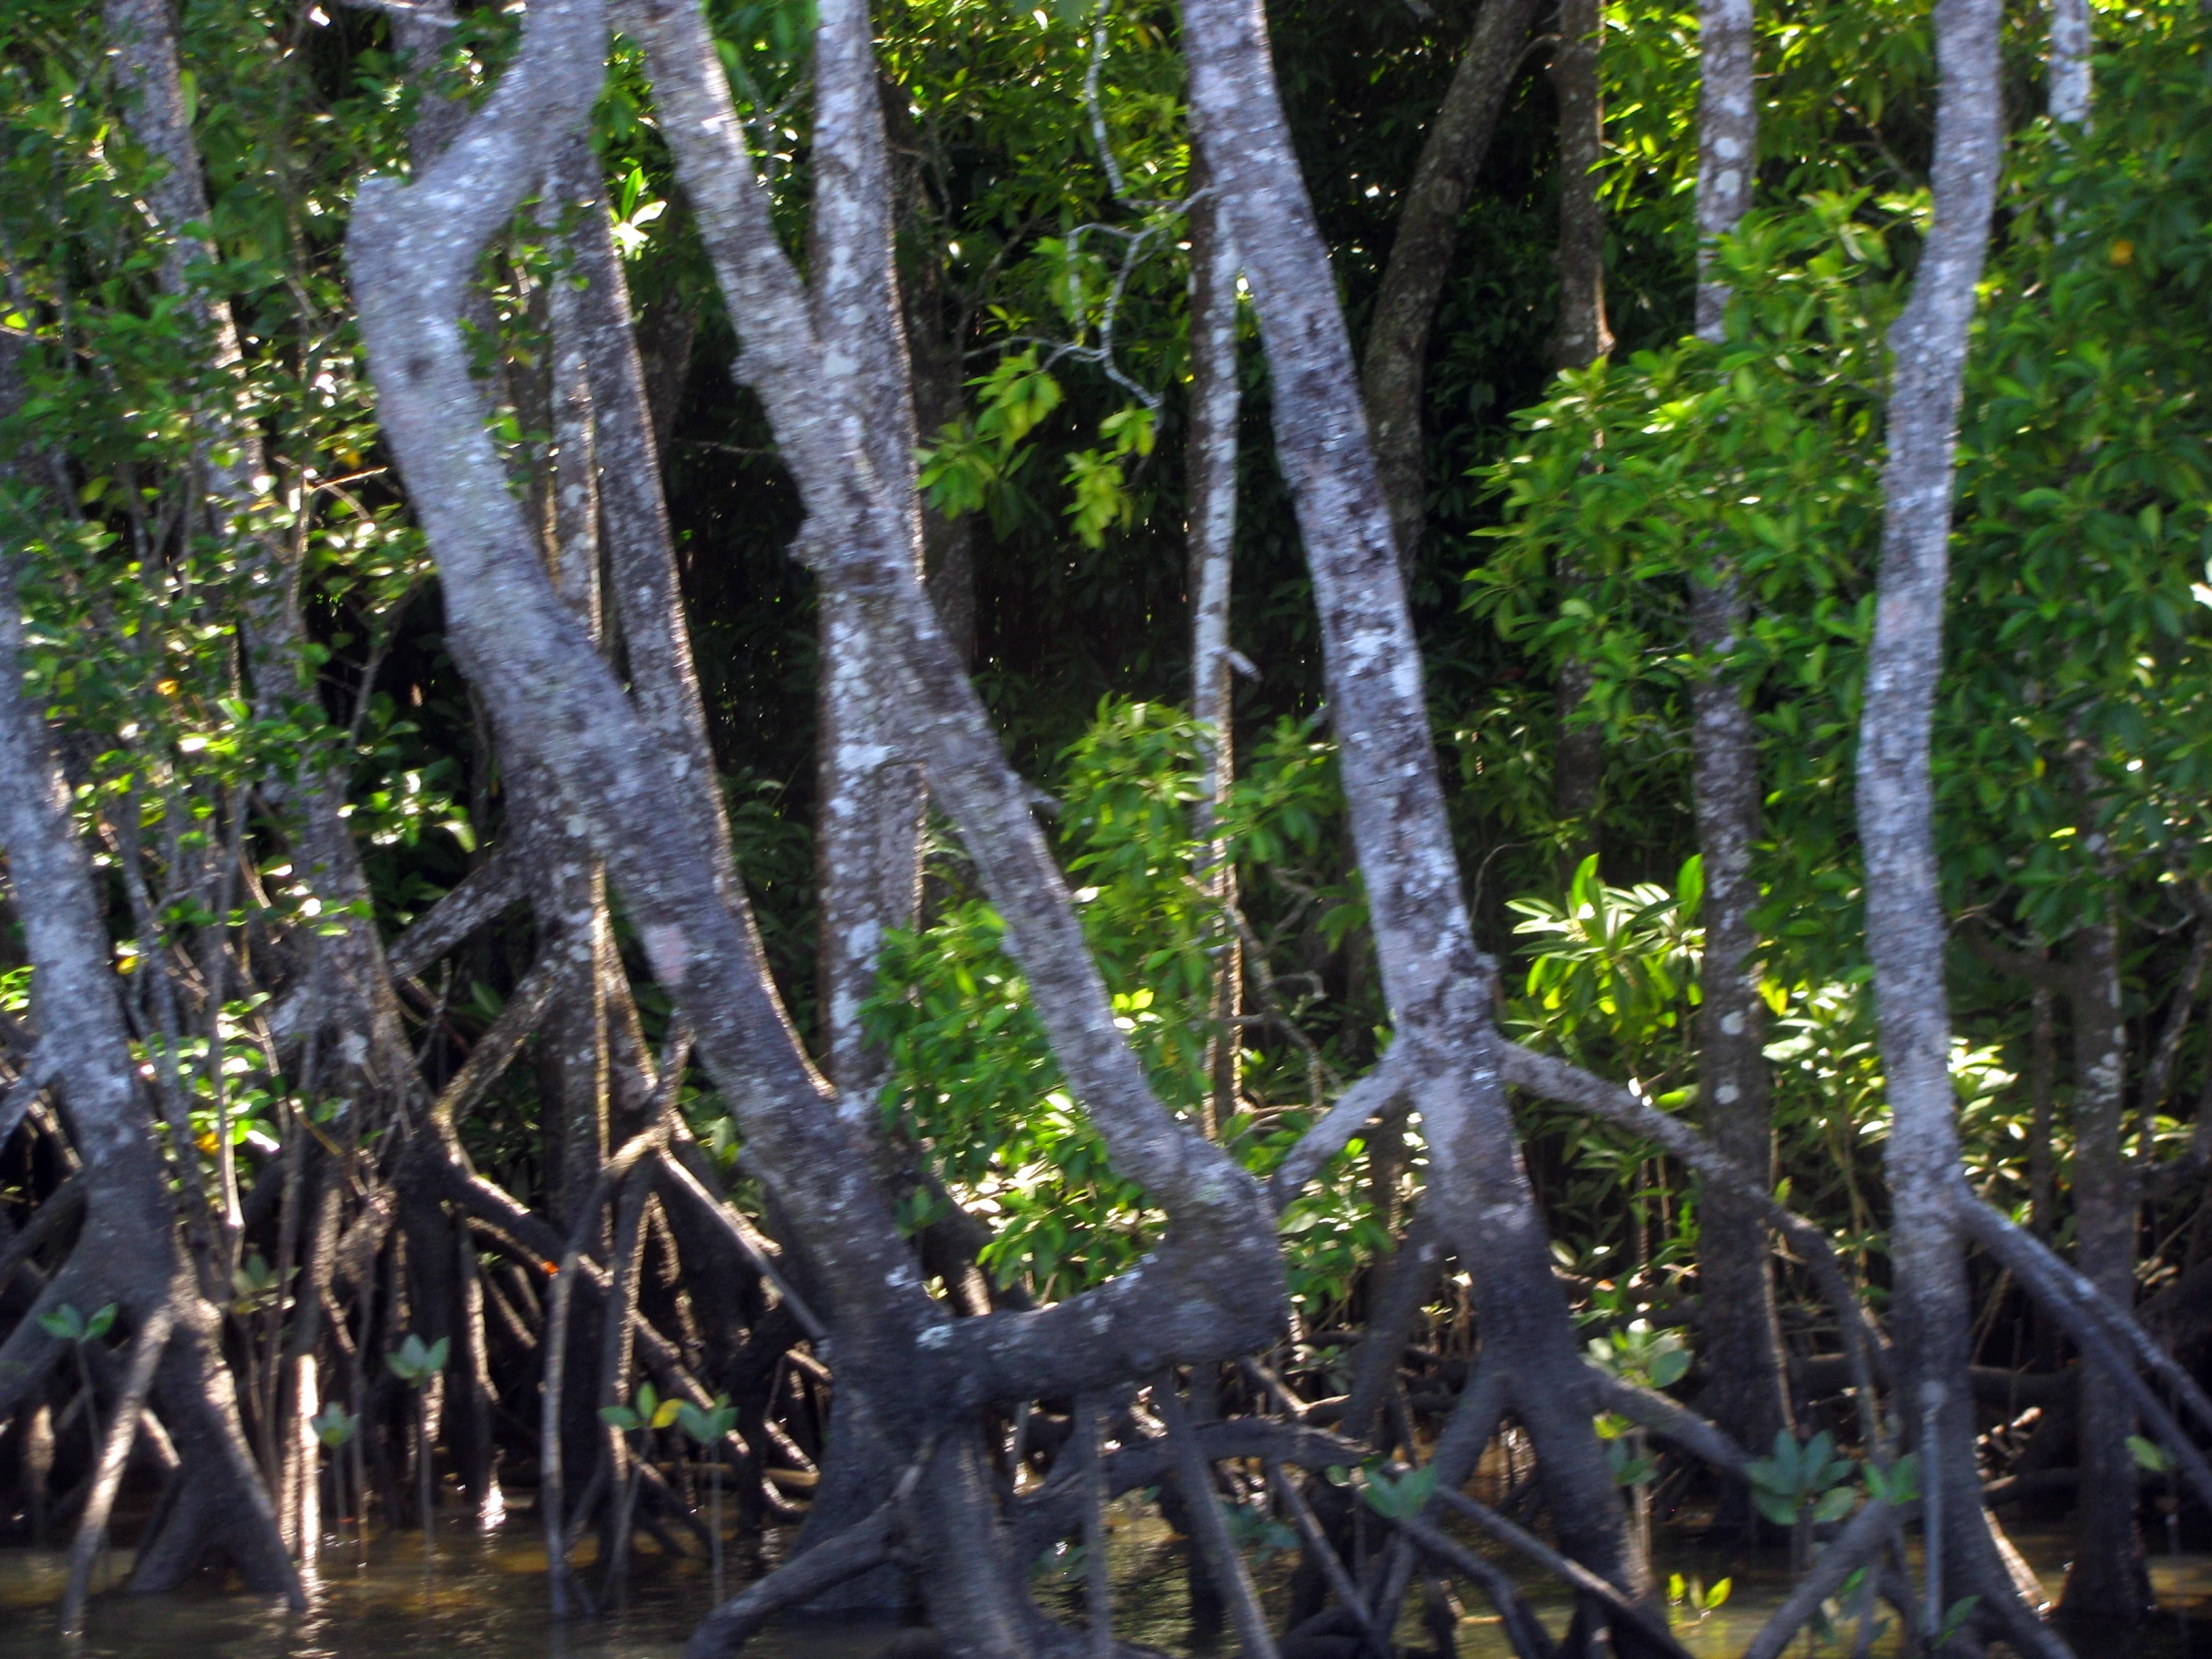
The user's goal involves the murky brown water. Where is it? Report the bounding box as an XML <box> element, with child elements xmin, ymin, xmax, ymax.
<box><xmin>0</xmin><ymin>1511</ymin><xmax>2203</xmax><ymax>1657</ymax></box>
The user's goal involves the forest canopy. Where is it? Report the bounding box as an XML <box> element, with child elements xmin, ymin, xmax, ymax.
<box><xmin>2</xmin><ymin>0</ymin><xmax>2211</xmax><ymax>1655</ymax></box>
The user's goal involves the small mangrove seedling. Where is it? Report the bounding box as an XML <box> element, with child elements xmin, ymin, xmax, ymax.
<box><xmin>386</xmin><ymin>1334</ymin><xmax>449</xmax><ymax>1548</ymax></box>
<box><xmin>36</xmin><ymin>1303</ymin><xmax>117</xmax><ymax>1467</ymax></box>
<box><xmin>1748</xmin><ymin>1428</ymin><xmax>1859</xmax><ymax>1575</ymax></box>
<box><xmin>1589</xmin><ymin>1324</ymin><xmax>1689</xmax><ymax>1560</ymax></box>
<box><xmin>312</xmin><ymin>1401</ymin><xmax>359</xmax><ymax>1548</ymax></box>
<box><xmin>677</xmin><ymin>1394</ymin><xmax>740</xmax><ymax>1599</ymax></box>
<box><xmin>2132</xmin><ymin>1434</ymin><xmax>2187</xmax><ymax>1652</ymax></box>
<box><xmin>602</xmin><ymin>1381</ymin><xmax>682</xmax><ymax>1596</ymax></box>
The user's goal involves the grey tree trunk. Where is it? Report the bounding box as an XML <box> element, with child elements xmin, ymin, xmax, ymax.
<box><xmin>1187</xmin><ymin>172</ymin><xmax>1242</xmax><ymax>1143</ymax></box>
<box><xmin>1693</xmin><ymin>0</ymin><xmax>1756</xmax><ymax>340</ymax></box>
<box><xmin>0</xmin><ymin>549</ymin><xmax>299</xmax><ymax>1605</ymax></box>
<box><xmin>1546</xmin><ymin>0</ymin><xmax>1614</xmax><ymax>371</ymax></box>
<box><xmin>2060</xmin><ymin>903</ymin><xmax>2150</xmax><ymax>1620</ymax></box>
<box><xmin>1179</xmin><ymin>0</ymin><xmax>1648</xmax><ymax>1604</ymax></box>
<box><xmin>1687</xmin><ymin>0</ymin><xmax>1793</xmax><ymax>1476</ymax></box>
<box><xmin>103</xmin><ymin>0</ymin><xmax>416</xmax><ymax>1161</ymax></box>
<box><xmin>2048</xmin><ymin>0</ymin><xmax>2091</xmax><ymax>126</ymax></box>
<box><xmin>1854</xmin><ymin>0</ymin><xmax>2054</xmax><ymax>1642</ymax></box>
<box><xmin>793</xmin><ymin>0</ymin><xmax>928</xmax><ymax>1612</ymax></box>
<box><xmin>1360</xmin><ymin>0</ymin><xmax>1538</xmax><ymax>574</ymax></box>
<box><xmin>809</xmin><ymin>0</ymin><xmax>926</xmax><ymax>1137</ymax></box>
<box><xmin>353</xmin><ymin>3</ymin><xmax>1289</xmax><ymax>1650</ymax></box>
<box><xmin>1547</xmin><ymin>0</ymin><xmax>1611</xmax><ymax>857</ymax></box>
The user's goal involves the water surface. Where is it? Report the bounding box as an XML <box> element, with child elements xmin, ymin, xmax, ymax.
<box><xmin>2</xmin><ymin>1512</ymin><xmax>2205</xmax><ymax>1657</ymax></box>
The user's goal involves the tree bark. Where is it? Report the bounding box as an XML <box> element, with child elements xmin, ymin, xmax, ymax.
<box><xmin>2060</xmin><ymin>905</ymin><xmax>2149</xmax><ymax>1620</ymax></box>
<box><xmin>2047</xmin><ymin>0</ymin><xmax>2091</xmax><ymax>127</ymax></box>
<box><xmin>1361</xmin><ymin>0</ymin><xmax>1538</xmax><ymax>574</ymax></box>
<box><xmin>1547</xmin><ymin>0</ymin><xmax>1614</xmax><ymax>371</ymax></box>
<box><xmin>793</xmin><ymin>0</ymin><xmax>933</xmax><ymax>1614</ymax></box>
<box><xmin>353</xmin><ymin>4</ymin><xmax>1287</xmax><ymax>1651</ymax></box>
<box><xmin>1693</xmin><ymin>0</ymin><xmax>1756</xmax><ymax>338</ymax></box>
<box><xmin>1687</xmin><ymin>578</ymin><xmax>1792</xmax><ymax>1467</ymax></box>
<box><xmin>1187</xmin><ymin>168</ymin><xmax>1242</xmax><ymax>1143</ymax></box>
<box><xmin>531</xmin><ymin>144</ymin><xmax>619</xmax><ymax>1243</ymax></box>
<box><xmin>1687</xmin><ymin>0</ymin><xmax>1792</xmax><ymax>1478</ymax></box>
<box><xmin>1179</xmin><ymin>0</ymin><xmax>1648</xmax><ymax>1605</ymax></box>
<box><xmin>0</xmin><ymin>550</ymin><xmax>298</xmax><ymax>1605</ymax></box>
<box><xmin>1547</xmin><ymin>0</ymin><xmax>1613</xmax><ymax>858</ymax></box>
<box><xmin>809</xmin><ymin>0</ymin><xmax>927</xmax><ymax>1138</ymax></box>
<box><xmin>1853</xmin><ymin>0</ymin><xmax>2042</xmax><ymax>1641</ymax></box>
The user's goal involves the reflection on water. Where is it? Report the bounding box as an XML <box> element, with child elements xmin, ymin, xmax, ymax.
<box><xmin>0</xmin><ymin>1527</ymin><xmax>891</xmax><ymax>1659</ymax></box>
<box><xmin>0</xmin><ymin>1511</ymin><xmax>2203</xmax><ymax>1658</ymax></box>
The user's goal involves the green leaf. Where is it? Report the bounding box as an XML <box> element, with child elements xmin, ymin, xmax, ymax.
<box><xmin>1868</xmin><ymin>1452</ymin><xmax>1921</xmax><ymax>1507</ymax></box>
<box><xmin>82</xmin><ymin>1304</ymin><xmax>116</xmax><ymax>1343</ymax></box>
<box><xmin>1936</xmin><ymin>1595</ymin><xmax>1981</xmax><ymax>1646</ymax></box>
<box><xmin>2127</xmin><ymin>1433</ymin><xmax>2176</xmax><ymax>1474</ymax></box>
<box><xmin>311</xmin><ymin>1403</ymin><xmax>357</xmax><ymax>1448</ymax></box>
<box><xmin>600</xmin><ymin>1404</ymin><xmax>641</xmax><ymax>1431</ymax></box>
<box><xmin>1675</xmin><ymin>853</ymin><xmax>1704</xmax><ymax>922</ymax></box>
<box><xmin>1753</xmin><ymin>1492</ymin><xmax>1801</xmax><ymax>1528</ymax></box>
<box><xmin>1360</xmin><ymin>1464</ymin><xmax>1436</xmax><ymax>1521</ymax></box>
<box><xmin>36</xmin><ymin>1305</ymin><xmax>84</xmax><ymax>1343</ymax></box>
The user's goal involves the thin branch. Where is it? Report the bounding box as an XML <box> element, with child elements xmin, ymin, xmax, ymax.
<box><xmin>1265</xmin><ymin>1459</ymin><xmax>1385</xmax><ymax>1649</ymax></box>
<box><xmin>681</xmin><ymin>1503</ymin><xmax>896</xmax><ymax>1659</ymax></box>
<box><xmin>1267</xmin><ymin>1057</ymin><xmax>1407</xmax><ymax>1207</ymax></box>
<box><xmin>428</xmin><ymin>948</ymin><xmax>561</xmax><ymax>1125</ymax></box>
<box><xmin>656</xmin><ymin>1149</ymin><xmax>826</xmax><ymax>1340</ymax></box>
<box><xmin>1952</xmin><ymin>1179</ymin><xmax>2212</xmax><ymax>1511</ymax></box>
<box><xmin>1387</xmin><ymin>1511</ymin><xmax>1559</xmax><ymax>1659</ymax></box>
<box><xmin>1153</xmin><ymin>1376</ymin><xmax>1282</xmax><ymax>1659</ymax></box>
<box><xmin>1500</xmin><ymin>1038</ymin><xmax>1888</xmax><ymax>1448</ymax></box>
<box><xmin>386</xmin><ymin>849</ymin><xmax>525</xmax><ymax>980</ymax></box>
<box><xmin>1424</xmin><ymin>1485</ymin><xmax>1692</xmax><ymax>1659</ymax></box>
<box><xmin>1738</xmin><ymin>1495</ymin><xmax>1901</xmax><ymax>1659</ymax></box>
<box><xmin>0</xmin><ymin>1042</ymin><xmax>58</xmax><ymax>1151</ymax></box>
<box><xmin>1584</xmin><ymin>1367</ymin><xmax>1750</xmax><ymax>1478</ymax></box>
<box><xmin>59</xmin><ymin>1303</ymin><xmax>174</xmax><ymax>1635</ymax></box>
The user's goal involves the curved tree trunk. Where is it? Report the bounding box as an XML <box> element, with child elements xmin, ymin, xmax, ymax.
<box><xmin>1360</xmin><ymin>0</ymin><xmax>1538</xmax><ymax>575</ymax></box>
<box><xmin>1179</xmin><ymin>0</ymin><xmax>1649</xmax><ymax>1607</ymax></box>
<box><xmin>0</xmin><ymin>549</ymin><xmax>300</xmax><ymax>1608</ymax></box>
<box><xmin>1853</xmin><ymin>0</ymin><xmax>2058</xmax><ymax>1646</ymax></box>
<box><xmin>352</xmin><ymin>5</ymin><xmax>1292</xmax><ymax>1653</ymax></box>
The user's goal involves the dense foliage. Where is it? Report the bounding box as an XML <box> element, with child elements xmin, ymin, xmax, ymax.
<box><xmin>5</xmin><ymin>0</ymin><xmax>2212</xmax><ymax>1650</ymax></box>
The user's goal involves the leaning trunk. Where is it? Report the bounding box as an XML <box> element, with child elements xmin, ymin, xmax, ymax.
<box><xmin>1360</xmin><ymin>0</ymin><xmax>1538</xmax><ymax>574</ymax></box>
<box><xmin>0</xmin><ymin>547</ymin><xmax>300</xmax><ymax>1605</ymax></box>
<box><xmin>1180</xmin><ymin>0</ymin><xmax>1649</xmax><ymax>1604</ymax></box>
<box><xmin>1854</xmin><ymin>0</ymin><xmax>2043</xmax><ymax>1642</ymax></box>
